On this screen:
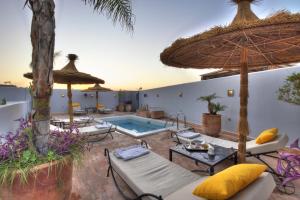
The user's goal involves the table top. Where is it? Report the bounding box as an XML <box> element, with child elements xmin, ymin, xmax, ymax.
<box><xmin>170</xmin><ymin>144</ymin><xmax>236</xmax><ymax>166</ymax></box>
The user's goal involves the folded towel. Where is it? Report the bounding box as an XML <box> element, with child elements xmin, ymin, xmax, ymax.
<box><xmin>114</xmin><ymin>145</ymin><xmax>149</xmax><ymax>161</ymax></box>
<box><xmin>177</xmin><ymin>131</ymin><xmax>200</xmax><ymax>139</ymax></box>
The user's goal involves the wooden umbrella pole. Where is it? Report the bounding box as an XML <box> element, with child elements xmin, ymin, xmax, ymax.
<box><xmin>96</xmin><ymin>91</ymin><xmax>99</xmax><ymax>108</ymax></box>
<box><xmin>67</xmin><ymin>83</ymin><xmax>73</xmax><ymax>123</ymax></box>
<box><xmin>238</xmin><ymin>47</ymin><xmax>249</xmax><ymax>163</ymax></box>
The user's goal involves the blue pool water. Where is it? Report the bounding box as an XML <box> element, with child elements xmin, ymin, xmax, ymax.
<box><xmin>105</xmin><ymin>118</ymin><xmax>165</xmax><ymax>133</ymax></box>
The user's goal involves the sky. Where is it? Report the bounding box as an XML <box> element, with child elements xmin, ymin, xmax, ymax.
<box><xmin>0</xmin><ymin>0</ymin><xmax>300</xmax><ymax>90</ymax></box>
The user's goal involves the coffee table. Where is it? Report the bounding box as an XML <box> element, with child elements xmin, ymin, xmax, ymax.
<box><xmin>169</xmin><ymin>144</ymin><xmax>237</xmax><ymax>175</ymax></box>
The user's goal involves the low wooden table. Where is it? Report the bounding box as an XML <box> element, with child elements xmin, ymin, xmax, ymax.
<box><xmin>169</xmin><ymin>144</ymin><xmax>237</xmax><ymax>175</ymax></box>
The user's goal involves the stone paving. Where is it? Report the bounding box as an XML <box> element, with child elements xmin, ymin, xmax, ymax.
<box><xmin>68</xmin><ymin>129</ymin><xmax>300</xmax><ymax>200</ymax></box>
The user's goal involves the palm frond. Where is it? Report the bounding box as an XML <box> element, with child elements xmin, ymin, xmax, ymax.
<box><xmin>82</xmin><ymin>0</ymin><xmax>135</xmax><ymax>31</ymax></box>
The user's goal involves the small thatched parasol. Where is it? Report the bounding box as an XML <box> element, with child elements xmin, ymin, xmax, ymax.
<box><xmin>81</xmin><ymin>83</ymin><xmax>112</xmax><ymax>108</ymax></box>
<box><xmin>24</xmin><ymin>54</ymin><xmax>104</xmax><ymax>123</ymax></box>
<box><xmin>160</xmin><ymin>0</ymin><xmax>300</xmax><ymax>162</ymax></box>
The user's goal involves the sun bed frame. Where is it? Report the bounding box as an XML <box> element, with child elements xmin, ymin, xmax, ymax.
<box><xmin>104</xmin><ymin>140</ymin><xmax>163</xmax><ymax>200</ymax></box>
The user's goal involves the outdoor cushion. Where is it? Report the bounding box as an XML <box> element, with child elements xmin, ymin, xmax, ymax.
<box><xmin>256</xmin><ymin>128</ymin><xmax>278</xmax><ymax>144</ymax></box>
<box><xmin>178</xmin><ymin>134</ymin><xmax>237</xmax><ymax>149</ymax></box>
<box><xmin>192</xmin><ymin>164</ymin><xmax>267</xmax><ymax>199</ymax></box>
<box><xmin>164</xmin><ymin>172</ymin><xmax>275</xmax><ymax>200</ymax></box>
<box><xmin>177</xmin><ymin>131</ymin><xmax>201</xmax><ymax>139</ymax></box>
<box><xmin>78</xmin><ymin>125</ymin><xmax>111</xmax><ymax>135</ymax></box>
<box><xmin>110</xmin><ymin>151</ymin><xmax>200</xmax><ymax>199</ymax></box>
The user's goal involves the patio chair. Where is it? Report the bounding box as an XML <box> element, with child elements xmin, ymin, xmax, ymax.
<box><xmin>105</xmin><ymin>147</ymin><xmax>275</xmax><ymax>200</ymax></box>
<box><xmin>72</xmin><ymin>102</ymin><xmax>87</xmax><ymax>116</ymax></box>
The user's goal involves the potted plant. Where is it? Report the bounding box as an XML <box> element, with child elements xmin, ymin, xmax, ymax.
<box><xmin>125</xmin><ymin>100</ymin><xmax>132</xmax><ymax>112</ymax></box>
<box><xmin>0</xmin><ymin>98</ymin><xmax>6</xmax><ymax>105</ymax></box>
<box><xmin>278</xmin><ymin>72</ymin><xmax>300</xmax><ymax>105</ymax></box>
<box><xmin>0</xmin><ymin>118</ymin><xmax>87</xmax><ymax>200</ymax></box>
<box><xmin>197</xmin><ymin>93</ymin><xmax>226</xmax><ymax>137</ymax></box>
<box><xmin>117</xmin><ymin>91</ymin><xmax>125</xmax><ymax>112</ymax></box>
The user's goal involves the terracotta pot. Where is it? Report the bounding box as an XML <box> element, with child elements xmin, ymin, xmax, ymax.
<box><xmin>202</xmin><ymin>113</ymin><xmax>221</xmax><ymax>137</ymax></box>
<box><xmin>125</xmin><ymin>104</ymin><xmax>132</xmax><ymax>112</ymax></box>
<box><xmin>118</xmin><ymin>104</ymin><xmax>125</xmax><ymax>112</ymax></box>
<box><xmin>0</xmin><ymin>158</ymin><xmax>73</xmax><ymax>200</ymax></box>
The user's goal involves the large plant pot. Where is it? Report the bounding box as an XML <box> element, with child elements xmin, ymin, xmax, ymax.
<box><xmin>202</xmin><ymin>113</ymin><xmax>221</xmax><ymax>137</ymax></box>
<box><xmin>125</xmin><ymin>104</ymin><xmax>132</xmax><ymax>112</ymax></box>
<box><xmin>118</xmin><ymin>104</ymin><xmax>125</xmax><ymax>112</ymax></box>
<box><xmin>0</xmin><ymin>158</ymin><xmax>73</xmax><ymax>200</ymax></box>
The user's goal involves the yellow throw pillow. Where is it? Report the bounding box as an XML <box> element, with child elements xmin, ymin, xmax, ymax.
<box><xmin>192</xmin><ymin>164</ymin><xmax>267</xmax><ymax>200</ymax></box>
<box><xmin>255</xmin><ymin>128</ymin><xmax>278</xmax><ymax>144</ymax></box>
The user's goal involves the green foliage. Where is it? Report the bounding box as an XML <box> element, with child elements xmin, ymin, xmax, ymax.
<box><xmin>278</xmin><ymin>73</ymin><xmax>300</xmax><ymax>105</ymax></box>
<box><xmin>211</xmin><ymin>103</ymin><xmax>227</xmax><ymax>115</ymax></box>
<box><xmin>197</xmin><ymin>93</ymin><xmax>226</xmax><ymax>115</ymax></box>
<box><xmin>82</xmin><ymin>0</ymin><xmax>135</xmax><ymax>31</ymax></box>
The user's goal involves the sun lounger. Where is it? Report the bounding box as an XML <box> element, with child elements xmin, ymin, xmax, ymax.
<box><xmin>173</xmin><ymin>130</ymin><xmax>288</xmax><ymax>154</ymax></box>
<box><xmin>72</xmin><ymin>102</ymin><xmax>87</xmax><ymax>116</ymax></box>
<box><xmin>105</xmin><ymin>148</ymin><xmax>276</xmax><ymax>200</ymax></box>
<box><xmin>78</xmin><ymin>123</ymin><xmax>116</xmax><ymax>142</ymax></box>
<box><xmin>50</xmin><ymin>122</ymin><xmax>115</xmax><ymax>143</ymax></box>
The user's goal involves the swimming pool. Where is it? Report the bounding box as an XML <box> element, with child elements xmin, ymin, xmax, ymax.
<box><xmin>96</xmin><ymin>115</ymin><xmax>172</xmax><ymax>138</ymax></box>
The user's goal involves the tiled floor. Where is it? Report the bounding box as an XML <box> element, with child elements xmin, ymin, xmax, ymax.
<box><xmin>54</xmin><ymin>113</ymin><xmax>299</xmax><ymax>200</ymax></box>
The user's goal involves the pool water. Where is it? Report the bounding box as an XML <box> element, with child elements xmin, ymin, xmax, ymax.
<box><xmin>105</xmin><ymin>118</ymin><xmax>165</xmax><ymax>133</ymax></box>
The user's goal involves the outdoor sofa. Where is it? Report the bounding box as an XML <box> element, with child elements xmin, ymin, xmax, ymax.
<box><xmin>105</xmin><ymin>148</ymin><xmax>276</xmax><ymax>200</ymax></box>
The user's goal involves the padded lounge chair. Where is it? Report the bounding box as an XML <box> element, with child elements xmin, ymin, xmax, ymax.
<box><xmin>72</xmin><ymin>102</ymin><xmax>87</xmax><ymax>116</ymax></box>
<box><xmin>78</xmin><ymin>123</ymin><xmax>116</xmax><ymax>143</ymax></box>
<box><xmin>105</xmin><ymin>148</ymin><xmax>276</xmax><ymax>200</ymax></box>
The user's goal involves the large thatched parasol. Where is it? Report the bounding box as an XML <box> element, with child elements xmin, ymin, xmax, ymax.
<box><xmin>24</xmin><ymin>54</ymin><xmax>104</xmax><ymax>123</ymax></box>
<box><xmin>81</xmin><ymin>83</ymin><xmax>112</xmax><ymax>108</ymax></box>
<box><xmin>161</xmin><ymin>0</ymin><xmax>300</xmax><ymax>162</ymax></box>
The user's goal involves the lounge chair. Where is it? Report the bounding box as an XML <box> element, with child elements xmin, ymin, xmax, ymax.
<box><xmin>172</xmin><ymin>130</ymin><xmax>288</xmax><ymax>154</ymax></box>
<box><xmin>78</xmin><ymin>123</ymin><xmax>116</xmax><ymax>143</ymax></box>
<box><xmin>97</xmin><ymin>103</ymin><xmax>113</xmax><ymax>114</ymax></box>
<box><xmin>105</xmin><ymin>148</ymin><xmax>276</xmax><ymax>200</ymax></box>
<box><xmin>50</xmin><ymin>123</ymin><xmax>115</xmax><ymax>143</ymax></box>
<box><xmin>72</xmin><ymin>102</ymin><xmax>87</xmax><ymax>116</ymax></box>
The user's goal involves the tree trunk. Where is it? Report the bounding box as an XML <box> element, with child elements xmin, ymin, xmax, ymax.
<box><xmin>67</xmin><ymin>83</ymin><xmax>73</xmax><ymax>123</ymax></box>
<box><xmin>238</xmin><ymin>48</ymin><xmax>249</xmax><ymax>163</ymax></box>
<box><xmin>29</xmin><ymin>0</ymin><xmax>55</xmax><ymax>154</ymax></box>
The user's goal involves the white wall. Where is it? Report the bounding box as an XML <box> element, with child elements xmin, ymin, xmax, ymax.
<box><xmin>0</xmin><ymin>101</ymin><xmax>28</xmax><ymax>135</ymax></box>
<box><xmin>140</xmin><ymin>66</ymin><xmax>300</xmax><ymax>143</ymax></box>
<box><xmin>50</xmin><ymin>89</ymin><xmax>119</xmax><ymax>113</ymax></box>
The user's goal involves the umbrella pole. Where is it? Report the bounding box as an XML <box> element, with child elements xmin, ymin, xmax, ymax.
<box><xmin>67</xmin><ymin>83</ymin><xmax>73</xmax><ymax>123</ymax></box>
<box><xmin>238</xmin><ymin>48</ymin><xmax>249</xmax><ymax>163</ymax></box>
<box><xmin>96</xmin><ymin>91</ymin><xmax>99</xmax><ymax>108</ymax></box>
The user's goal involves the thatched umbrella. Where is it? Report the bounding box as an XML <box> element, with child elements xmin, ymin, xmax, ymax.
<box><xmin>160</xmin><ymin>0</ymin><xmax>300</xmax><ymax>162</ymax></box>
<box><xmin>81</xmin><ymin>83</ymin><xmax>112</xmax><ymax>108</ymax></box>
<box><xmin>24</xmin><ymin>54</ymin><xmax>104</xmax><ymax>123</ymax></box>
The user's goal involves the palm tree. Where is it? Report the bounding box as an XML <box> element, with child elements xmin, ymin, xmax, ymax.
<box><xmin>25</xmin><ymin>0</ymin><xmax>134</xmax><ymax>154</ymax></box>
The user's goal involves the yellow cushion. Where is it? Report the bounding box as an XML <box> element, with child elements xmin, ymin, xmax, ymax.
<box><xmin>255</xmin><ymin>128</ymin><xmax>278</xmax><ymax>144</ymax></box>
<box><xmin>96</xmin><ymin>103</ymin><xmax>105</xmax><ymax>109</ymax></box>
<box><xmin>192</xmin><ymin>164</ymin><xmax>267</xmax><ymax>200</ymax></box>
<box><xmin>72</xmin><ymin>102</ymin><xmax>81</xmax><ymax>108</ymax></box>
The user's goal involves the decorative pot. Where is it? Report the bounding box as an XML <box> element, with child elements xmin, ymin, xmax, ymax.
<box><xmin>0</xmin><ymin>158</ymin><xmax>73</xmax><ymax>200</ymax></box>
<box><xmin>118</xmin><ymin>104</ymin><xmax>125</xmax><ymax>112</ymax></box>
<box><xmin>125</xmin><ymin>104</ymin><xmax>132</xmax><ymax>112</ymax></box>
<box><xmin>202</xmin><ymin>113</ymin><xmax>221</xmax><ymax>137</ymax></box>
